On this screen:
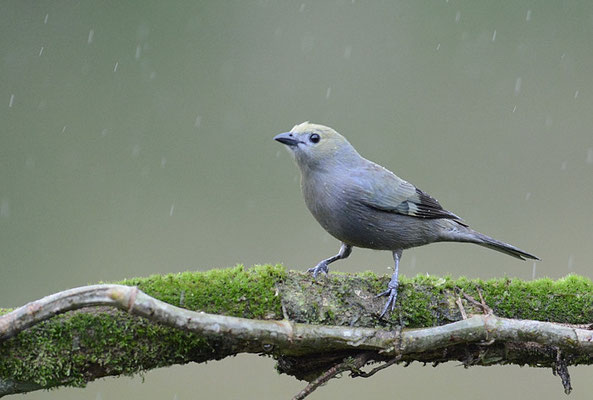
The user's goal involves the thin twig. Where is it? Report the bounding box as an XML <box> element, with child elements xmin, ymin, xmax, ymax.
<box><xmin>456</xmin><ymin>296</ymin><xmax>467</xmax><ymax>320</ymax></box>
<box><xmin>554</xmin><ymin>348</ymin><xmax>572</xmax><ymax>395</ymax></box>
<box><xmin>292</xmin><ymin>352</ymin><xmax>374</xmax><ymax>400</ymax></box>
<box><xmin>462</xmin><ymin>292</ymin><xmax>492</xmax><ymax>315</ymax></box>
<box><xmin>352</xmin><ymin>356</ymin><xmax>401</xmax><ymax>378</ymax></box>
<box><xmin>476</xmin><ymin>288</ymin><xmax>492</xmax><ymax>315</ymax></box>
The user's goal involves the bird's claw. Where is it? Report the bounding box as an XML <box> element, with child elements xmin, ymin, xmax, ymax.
<box><xmin>307</xmin><ymin>262</ymin><xmax>329</xmax><ymax>278</ymax></box>
<box><xmin>377</xmin><ymin>284</ymin><xmax>399</xmax><ymax>319</ymax></box>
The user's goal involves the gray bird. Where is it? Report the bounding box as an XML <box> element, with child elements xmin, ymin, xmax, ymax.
<box><xmin>274</xmin><ymin>122</ymin><xmax>539</xmax><ymax>318</ymax></box>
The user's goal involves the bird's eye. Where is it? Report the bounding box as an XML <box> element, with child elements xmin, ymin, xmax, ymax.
<box><xmin>309</xmin><ymin>133</ymin><xmax>320</xmax><ymax>143</ymax></box>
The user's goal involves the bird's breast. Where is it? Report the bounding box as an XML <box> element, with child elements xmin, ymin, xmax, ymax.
<box><xmin>301</xmin><ymin>173</ymin><xmax>381</xmax><ymax>247</ymax></box>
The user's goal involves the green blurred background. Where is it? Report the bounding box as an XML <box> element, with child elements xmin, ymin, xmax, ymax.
<box><xmin>1</xmin><ymin>1</ymin><xmax>592</xmax><ymax>399</ymax></box>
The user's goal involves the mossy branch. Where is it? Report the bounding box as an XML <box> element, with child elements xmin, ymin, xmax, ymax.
<box><xmin>1</xmin><ymin>265</ymin><xmax>593</xmax><ymax>397</ymax></box>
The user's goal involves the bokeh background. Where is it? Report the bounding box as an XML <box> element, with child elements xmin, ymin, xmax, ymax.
<box><xmin>2</xmin><ymin>1</ymin><xmax>593</xmax><ymax>399</ymax></box>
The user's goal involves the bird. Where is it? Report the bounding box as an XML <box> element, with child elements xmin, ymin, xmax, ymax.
<box><xmin>274</xmin><ymin>122</ymin><xmax>539</xmax><ymax>318</ymax></box>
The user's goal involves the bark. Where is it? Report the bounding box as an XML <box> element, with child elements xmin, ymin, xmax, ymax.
<box><xmin>1</xmin><ymin>265</ymin><xmax>592</xmax><ymax>397</ymax></box>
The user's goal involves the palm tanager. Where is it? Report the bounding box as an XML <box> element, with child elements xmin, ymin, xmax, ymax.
<box><xmin>274</xmin><ymin>122</ymin><xmax>539</xmax><ymax>318</ymax></box>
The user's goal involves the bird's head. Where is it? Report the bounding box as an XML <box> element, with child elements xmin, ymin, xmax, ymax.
<box><xmin>274</xmin><ymin>122</ymin><xmax>360</xmax><ymax>171</ymax></box>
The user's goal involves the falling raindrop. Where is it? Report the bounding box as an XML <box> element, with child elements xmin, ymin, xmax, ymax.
<box><xmin>436</xmin><ymin>43</ymin><xmax>441</xmax><ymax>50</ymax></box>
<box><xmin>545</xmin><ymin>116</ymin><xmax>552</xmax><ymax>127</ymax></box>
<box><xmin>526</xmin><ymin>9</ymin><xmax>532</xmax><ymax>21</ymax></box>
<box><xmin>25</xmin><ymin>156</ymin><xmax>35</xmax><ymax>169</ymax></box>
<box><xmin>299</xmin><ymin>3</ymin><xmax>305</xmax><ymax>12</ymax></box>
<box><xmin>525</xmin><ymin>192</ymin><xmax>531</xmax><ymax>201</ymax></box>
<box><xmin>568</xmin><ymin>255</ymin><xmax>574</xmax><ymax>270</ymax></box>
<box><xmin>113</xmin><ymin>61</ymin><xmax>119</xmax><ymax>72</ymax></box>
<box><xmin>574</xmin><ymin>90</ymin><xmax>579</xmax><ymax>99</ymax></box>
<box><xmin>161</xmin><ymin>157</ymin><xmax>167</xmax><ymax>167</ymax></box>
<box><xmin>194</xmin><ymin>115</ymin><xmax>202</xmax><ymax>128</ymax></box>
<box><xmin>101</xmin><ymin>128</ymin><xmax>108</xmax><ymax>136</ymax></box>
<box><xmin>62</xmin><ymin>125</ymin><xmax>67</xmax><ymax>133</ymax></box>
<box><xmin>149</xmin><ymin>71</ymin><xmax>156</xmax><ymax>80</ymax></box>
<box><xmin>491</xmin><ymin>30</ymin><xmax>497</xmax><ymax>42</ymax></box>
<box><xmin>455</xmin><ymin>11</ymin><xmax>461</xmax><ymax>23</ymax></box>
<box><xmin>586</xmin><ymin>148</ymin><xmax>593</xmax><ymax>164</ymax></box>
<box><xmin>343</xmin><ymin>45</ymin><xmax>352</xmax><ymax>59</ymax></box>
<box><xmin>512</xmin><ymin>105</ymin><xmax>517</xmax><ymax>113</ymax></box>
<box><xmin>135</xmin><ymin>45</ymin><xmax>141</xmax><ymax>60</ymax></box>
<box><xmin>87</xmin><ymin>29</ymin><xmax>94</xmax><ymax>44</ymax></box>
<box><xmin>409</xmin><ymin>255</ymin><xmax>416</xmax><ymax>270</ymax></box>
<box><xmin>170</xmin><ymin>204</ymin><xmax>175</xmax><ymax>216</ymax></box>
<box><xmin>531</xmin><ymin>262</ymin><xmax>536</xmax><ymax>279</ymax></box>
<box><xmin>0</xmin><ymin>199</ymin><xmax>10</xmax><ymax>218</ymax></box>
<box><xmin>301</xmin><ymin>34</ymin><xmax>314</xmax><ymax>53</ymax></box>
<box><xmin>560</xmin><ymin>161</ymin><xmax>567</xmax><ymax>170</ymax></box>
<box><xmin>39</xmin><ymin>46</ymin><xmax>44</xmax><ymax>56</ymax></box>
<box><xmin>514</xmin><ymin>77</ymin><xmax>522</xmax><ymax>95</ymax></box>
<box><xmin>132</xmin><ymin>144</ymin><xmax>140</xmax><ymax>157</ymax></box>
<box><xmin>44</xmin><ymin>14</ymin><xmax>49</xmax><ymax>24</ymax></box>
<box><xmin>326</xmin><ymin>87</ymin><xmax>331</xmax><ymax>99</ymax></box>
<box><xmin>8</xmin><ymin>94</ymin><xmax>14</xmax><ymax>108</ymax></box>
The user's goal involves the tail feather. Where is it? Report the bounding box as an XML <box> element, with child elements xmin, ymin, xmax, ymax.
<box><xmin>474</xmin><ymin>231</ymin><xmax>539</xmax><ymax>260</ymax></box>
<box><xmin>454</xmin><ymin>228</ymin><xmax>539</xmax><ymax>261</ymax></box>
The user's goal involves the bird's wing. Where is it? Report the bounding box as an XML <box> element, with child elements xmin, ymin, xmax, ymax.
<box><xmin>354</xmin><ymin>162</ymin><xmax>467</xmax><ymax>225</ymax></box>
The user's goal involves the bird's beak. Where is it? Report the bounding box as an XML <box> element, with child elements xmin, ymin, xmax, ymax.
<box><xmin>274</xmin><ymin>132</ymin><xmax>300</xmax><ymax>146</ymax></box>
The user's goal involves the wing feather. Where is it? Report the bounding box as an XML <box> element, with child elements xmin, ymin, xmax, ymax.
<box><xmin>353</xmin><ymin>162</ymin><xmax>467</xmax><ymax>226</ymax></box>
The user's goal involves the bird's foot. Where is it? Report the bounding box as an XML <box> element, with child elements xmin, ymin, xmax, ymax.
<box><xmin>377</xmin><ymin>283</ymin><xmax>399</xmax><ymax>318</ymax></box>
<box><xmin>307</xmin><ymin>262</ymin><xmax>329</xmax><ymax>278</ymax></box>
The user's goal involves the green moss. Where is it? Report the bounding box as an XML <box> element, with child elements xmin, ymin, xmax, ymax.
<box><xmin>118</xmin><ymin>264</ymin><xmax>286</xmax><ymax>318</ymax></box>
<box><xmin>367</xmin><ymin>273</ymin><xmax>593</xmax><ymax>327</ymax></box>
<box><xmin>0</xmin><ymin>311</ymin><xmax>210</xmax><ymax>389</ymax></box>
<box><xmin>394</xmin><ymin>273</ymin><xmax>593</xmax><ymax>324</ymax></box>
<box><xmin>473</xmin><ymin>274</ymin><xmax>593</xmax><ymax>322</ymax></box>
<box><xmin>397</xmin><ymin>277</ymin><xmax>438</xmax><ymax>327</ymax></box>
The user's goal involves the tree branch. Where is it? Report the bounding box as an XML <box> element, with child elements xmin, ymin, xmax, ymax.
<box><xmin>1</xmin><ymin>265</ymin><xmax>593</xmax><ymax>397</ymax></box>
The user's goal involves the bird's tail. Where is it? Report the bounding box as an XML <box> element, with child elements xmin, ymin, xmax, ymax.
<box><xmin>455</xmin><ymin>228</ymin><xmax>539</xmax><ymax>261</ymax></box>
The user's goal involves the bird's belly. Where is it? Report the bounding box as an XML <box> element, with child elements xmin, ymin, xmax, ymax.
<box><xmin>307</xmin><ymin>199</ymin><xmax>440</xmax><ymax>251</ymax></box>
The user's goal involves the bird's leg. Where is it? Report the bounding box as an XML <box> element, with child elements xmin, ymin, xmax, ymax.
<box><xmin>307</xmin><ymin>243</ymin><xmax>352</xmax><ymax>278</ymax></box>
<box><xmin>377</xmin><ymin>249</ymin><xmax>402</xmax><ymax>318</ymax></box>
